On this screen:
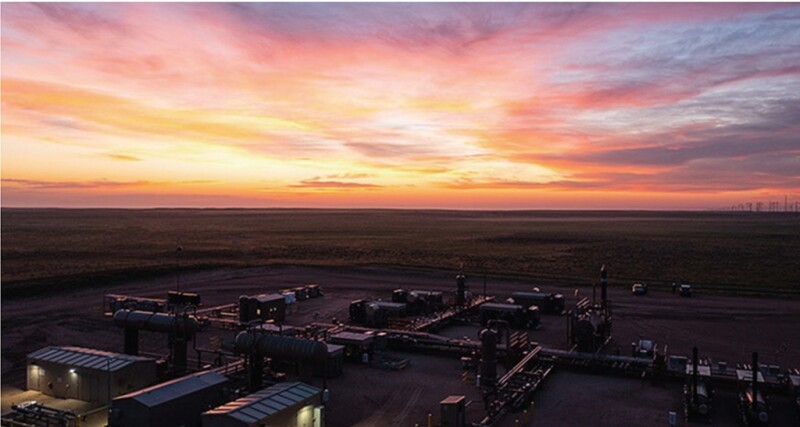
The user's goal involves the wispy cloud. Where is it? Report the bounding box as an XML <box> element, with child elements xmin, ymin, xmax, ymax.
<box><xmin>441</xmin><ymin>178</ymin><xmax>604</xmax><ymax>190</ymax></box>
<box><xmin>2</xmin><ymin>178</ymin><xmax>152</xmax><ymax>190</ymax></box>
<box><xmin>2</xmin><ymin>178</ymin><xmax>215</xmax><ymax>190</ymax></box>
<box><xmin>288</xmin><ymin>177</ymin><xmax>382</xmax><ymax>189</ymax></box>
<box><xmin>106</xmin><ymin>153</ymin><xmax>141</xmax><ymax>162</ymax></box>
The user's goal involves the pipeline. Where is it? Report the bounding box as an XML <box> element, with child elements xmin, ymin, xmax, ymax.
<box><xmin>692</xmin><ymin>346</ymin><xmax>699</xmax><ymax>405</ymax></box>
<box><xmin>113</xmin><ymin>309</ymin><xmax>199</xmax><ymax>372</ymax></box>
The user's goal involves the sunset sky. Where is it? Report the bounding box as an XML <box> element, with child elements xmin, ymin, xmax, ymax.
<box><xmin>2</xmin><ymin>3</ymin><xmax>799</xmax><ymax>209</ymax></box>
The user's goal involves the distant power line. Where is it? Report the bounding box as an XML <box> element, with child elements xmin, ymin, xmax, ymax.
<box><xmin>724</xmin><ymin>195</ymin><xmax>799</xmax><ymax>213</ymax></box>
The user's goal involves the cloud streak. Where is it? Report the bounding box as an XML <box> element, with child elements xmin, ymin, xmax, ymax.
<box><xmin>289</xmin><ymin>177</ymin><xmax>382</xmax><ymax>189</ymax></box>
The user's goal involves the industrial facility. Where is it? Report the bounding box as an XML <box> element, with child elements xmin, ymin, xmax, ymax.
<box><xmin>110</xmin><ymin>370</ymin><xmax>229</xmax><ymax>427</ymax></box>
<box><xmin>4</xmin><ymin>267</ymin><xmax>800</xmax><ymax>427</ymax></box>
<box><xmin>26</xmin><ymin>346</ymin><xmax>158</xmax><ymax>402</ymax></box>
<box><xmin>201</xmin><ymin>382</ymin><xmax>323</xmax><ymax>427</ymax></box>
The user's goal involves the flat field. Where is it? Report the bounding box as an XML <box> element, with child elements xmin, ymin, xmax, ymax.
<box><xmin>2</xmin><ymin>208</ymin><xmax>800</xmax><ymax>298</ymax></box>
<box><xmin>2</xmin><ymin>209</ymin><xmax>800</xmax><ymax>298</ymax></box>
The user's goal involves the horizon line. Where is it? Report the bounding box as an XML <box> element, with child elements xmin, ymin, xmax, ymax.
<box><xmin>0</xmin><ymin>206</ymin><xmax>773</xmax><ymax>213</ymax></box>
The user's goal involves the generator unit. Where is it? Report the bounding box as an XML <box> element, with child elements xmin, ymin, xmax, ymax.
<box><xmin>166</xmin><ymin>291</ymin><xmax>201</xmax><ymax>309</ymax></box>
<box><xmin>569</xmin><ymin>309</ymin><xmax>611</xmax><ymax>352</ymax></box>
<box><xmin>349</xmin><ymin>299</ymin><xmax>368</xmax><ymax>324</ymax></box>
<box><xmin>456</xmin><ymin>272</ymin><xmax>468</xmax><ymax>306</ymax></box>
<box><xmin>684</xmin><ymin>347</ymin><xmax>714</xmax><ymax>423</ymax></box>
<box><xmin>281</xmin><ymin>284</ymin><xmax>323</xmax><ymax>301</ymax></box>
<box><xmin>440</xmin><ymin>395</ymin><xmax>466</xmax><ymax>427</ymax></box>
<box><xmin>349</xmin><ymin>300</ymin><xmax>407</xmax><ymax>327</ymax></box>
<box><xmin>788</xmin><ymin>370</ymin><xmax>800</xmax><ymax>421</ymax></box>
<box><xmin>105</xmin><ymin>294</ymin><xmax>166</xmax><ymax>315</ymax></box>
<box><xmin>738</xmin><ymin>352</ymin><xmax>771</xmax><ymax>426</ymax></box>
<box><xmin>392</xmin><ymin>289</ymin><xmax>444</xmax><ymax>314</ymax></box>
<box><xmin>567</xmin><ymin>266</ymin><xmax>613</xmax><ymax>353</ymax></box>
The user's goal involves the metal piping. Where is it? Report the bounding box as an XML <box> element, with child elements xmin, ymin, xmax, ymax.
<box><xmin>600</xmin><ymin>264</ymin><xmax>608</xmax><ymax>308</ymax></box>
<box><xmin>692</xmin><ymin>346</ymin><xmax>699</xmax><ymax>404</ymax></box>
<box><xmin>751</xmin><ymin>351</ymin><xmax>758</xmax><ymax>410</ymax></box>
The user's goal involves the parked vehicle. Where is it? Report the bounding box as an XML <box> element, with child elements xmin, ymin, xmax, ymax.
<box><xmin>631</xmin><ymin>283</ymin><xmax>648</xmax><ymax>295</ymax></box>
<box><xmin>632</xmin><ymin>339</ymin><xmax>656</xmax><ymax>358</ymax></box>
<box><xmin>680</xmin><ymin>284</ymin><xmax>693</xmax><ymax>297</ymax></box>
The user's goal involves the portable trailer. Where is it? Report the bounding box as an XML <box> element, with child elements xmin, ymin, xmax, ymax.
<box><xmin>479</xmin><ymin>303</ymin><xmax>540</xmax><ymax>329</ymax></box>
<box><xmin>349</xmin><ymin>301</ymin><xmax>407</xmax><ymax>328</ymax></box>
<box><xmin>277</xmin><ymin>292</ymin><xmax>295</xmax><ymax>307</ymax></box>
<box><xmin>328</xmin><ymin>332</ymin><xmax>375</xmax><ymax>362</ymax></box>
<box><xmin>305</xmin><ymin>284</ymin><xmax>322</xmax><ymax>298</ymax></box>
<box><xmin>292</xmin><ymin>287</ymin><xmax>309</xmax><ymax>301</ymax></box>
<box><xmin>104</xmin><ymin>294</ymin><xmax>167</xmax><ymax>316</ymax></box>
<box><xmin>166</xmin><ymin>291</ymin><xmax>201</xmax><ymax>310</ymax></box>
<box><xmin>253</xmin><ymin>323</ymin><xmax>299</xmax><ymax>336</ymax></box>
<box><xmin>510</xmin><ymin>291</ymin><xmax>565</xmax><ymax>314</ymax></box>
<box><xmin>392</xmin><ymin>289</ymin><xmax>444</xmax><ymax>314</ymax></box>
<box><xmin>238</xmin><ymin>294</ymin><xmax>286</xmax><ymax>324</ymax></box>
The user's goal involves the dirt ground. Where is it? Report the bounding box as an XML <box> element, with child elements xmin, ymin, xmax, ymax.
<box><xmin>3</xmin><ymin>265</ymin><xmax>800</xmax><ymax>426</ymax></box>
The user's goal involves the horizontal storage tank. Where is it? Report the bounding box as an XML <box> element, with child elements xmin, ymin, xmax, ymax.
<box><xmin>234</xmin><ymin>332</ymin><xmax>327</xmax><ymax>362</ymax></box>
<box><xmin>113</xmin><ymin>310</ymin><xmax>199</xmax><ymax>334</ymax></box>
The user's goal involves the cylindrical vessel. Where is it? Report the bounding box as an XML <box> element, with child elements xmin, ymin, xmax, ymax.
<box><xmin>479</xmin><ymin>328</ymin><xmax>498</xmax><ymax>386</ymax></box>
<box><xmin>113</xmin><ymin>309</ymin><xmax>198</xmax><ymax>334</ymax></box>
<box><xmin>234</xmin><ymin>332</ymin><xmax>328</xmax><ymax>362</ymax></box>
